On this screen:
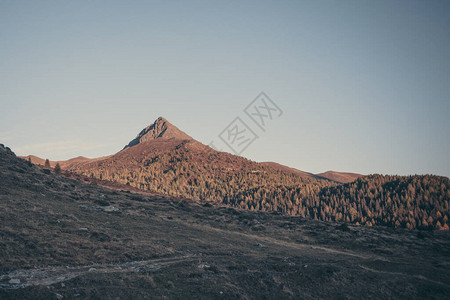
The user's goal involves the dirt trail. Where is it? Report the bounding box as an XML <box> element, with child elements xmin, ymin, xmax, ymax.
<box><xmin>185</xmin><ymin>221</ymin><xmax>384</xmax><ymax>260</ymax></box>
<box><xmin>0</xmin><ymin>254</ymin><xmax>196</xmax><ymax>289</ymax></box>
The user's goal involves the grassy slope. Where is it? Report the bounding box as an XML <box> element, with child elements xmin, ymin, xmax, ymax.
<box><xmin>1</xmin><ymin>146</ymin><xmax>450</xmax><ymax>299</ymax></box>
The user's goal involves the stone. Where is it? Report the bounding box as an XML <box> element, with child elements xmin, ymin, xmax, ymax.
<box><xmin>9</xmin><ymin>278</ymin><xmax>20</xmax><ymax>284</ymax></box>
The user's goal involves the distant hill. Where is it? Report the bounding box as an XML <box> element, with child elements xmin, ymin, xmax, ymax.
<box><xmin>316</xmin><ymin>170</ymin><xmax>363</xmax><ymax>183</ymax></box>
<box><xmin>20</xmin><ymin>155</ymin><xmax>93</xmax><ymax>169</ymax></box>
<box><xmin>261</xmin><ymin>162</ymin><xmax>363</xmax><ymax>184</ymax></box>
<box><xmin>18</xmin><ymin>117</ymin><xmax>449</xmax><ymax>230</ymax></box>
<box><xmin>21</xmin><ymin>155</ymin><xmax>50</xmax><ymax>167</ymax></box>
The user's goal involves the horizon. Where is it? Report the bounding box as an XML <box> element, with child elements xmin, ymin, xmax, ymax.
<box><xmin>1</xmin><ymin>1</ymin><xmax>449</xmax><ymax>177</ymax></box>
<box><xmin>12</xmin><ymin>115</ymin><xmax>449</xmax><ymax>178</ymax></box>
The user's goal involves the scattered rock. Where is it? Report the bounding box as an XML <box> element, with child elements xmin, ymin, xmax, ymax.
<box><xmin>9</xmin><ymin>278</ymin><xmax>20</xmax><ymax>284</ymax></box>
<box><xmin>198</xmin><ymin>263</ymin><xmax>210</xmax><ymax>269</ymax></box>
<box><xmin>54</xmin><ymin>293</ymin><xmax>63</xmax><ymax>299</ymax></box>
<box><xmin>78</xmin><ymin>204</ymin><xmax>120</xmax><ymax>213</ymax></box>
<box><xmin>102</xmin><ymin>205</ymin><xmax>119</xmax><ymax>212</ymax></box>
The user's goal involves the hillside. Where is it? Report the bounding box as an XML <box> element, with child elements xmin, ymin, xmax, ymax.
<box><xmin>230</xmin><ymin>174</ymin><xmax>449</xmax><ymax>229</ymax></box>
<box><xmin>260</xmin><ymin>162</ymin><xmax>317</xmax><ymax>179</ymax></box>
<box><xmin>1</xmin><ymin>143</ymin><xmax>450</xmax><ymax>299</ymax></box>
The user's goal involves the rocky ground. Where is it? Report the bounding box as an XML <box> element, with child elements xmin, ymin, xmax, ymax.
<box><xmin>1</xmin><ymin>144</ymin><xmax>449</xmax><ymax>299</ymax></box>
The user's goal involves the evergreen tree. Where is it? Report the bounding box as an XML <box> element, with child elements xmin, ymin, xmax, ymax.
<box><xmin>54</xmin><ymin>163</ymin><xmax>61</xmax><ymax>174</ymax></box>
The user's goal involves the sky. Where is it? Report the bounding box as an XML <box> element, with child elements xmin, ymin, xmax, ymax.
<box><xmin>1</xmin><ymin>0</ymin><xmax>449</xmax><ymax>177</ymax></box>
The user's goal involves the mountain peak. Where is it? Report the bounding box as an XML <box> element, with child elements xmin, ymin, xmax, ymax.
<box><xmin>123</xmin><ymin>117</ymin><xmax>192</xmax><ymax>149</ymax></box>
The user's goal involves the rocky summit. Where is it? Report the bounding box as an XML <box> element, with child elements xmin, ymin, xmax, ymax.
<box><xmin>123</xmin><ymin>117</ymin><xmax>192</xmax><ymax>149</ymax></box>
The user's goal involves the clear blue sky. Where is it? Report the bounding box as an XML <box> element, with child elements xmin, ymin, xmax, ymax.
<box><xmin>1</xmin><ymin>0</ymin><xmax>449</xmax><ymax>177</ymax></box>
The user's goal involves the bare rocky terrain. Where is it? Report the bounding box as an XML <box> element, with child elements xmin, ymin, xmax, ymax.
<box><xmin>1</xmin><ymin>143</ymin><xmax>450</xmax><ymax>299</ymax></box>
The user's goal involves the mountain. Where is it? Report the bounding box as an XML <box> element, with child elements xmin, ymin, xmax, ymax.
<box><xmin>59</xmin><ymin>118</ymin><xmax>328</xmax><ymax>202</ymax></box>
<box><xmin>23</xmin><ymin>117</ymin><xmax>359</xmax><ymax>182</ymax></box>
<box><xmin>3</xmin><ymin>143</ymin><xmax>450</xmax><ymax>298</ymax></box>
<box><xmin>19</xmin><ymin>117</ymin><xmax>449</xmax><ymax>230</ymax></box>
<box><xmin>123</xmin><ymin>117</ymin><xmax>192</xmax><ymax>149</ymax></box>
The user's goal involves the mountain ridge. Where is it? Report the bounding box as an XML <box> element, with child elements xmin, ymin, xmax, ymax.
<box><xmin>20</xmin><ymin>117</ymin><xmax>361</xmax><ymax>184</ymax></box>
